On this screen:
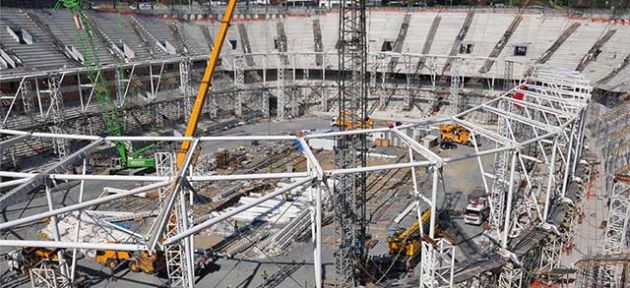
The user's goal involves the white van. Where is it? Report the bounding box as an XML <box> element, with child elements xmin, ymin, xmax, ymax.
<box><xmin>319</xmin><ymin>0</ymin><xmax>344</xmax><ymax>8</ymax></box>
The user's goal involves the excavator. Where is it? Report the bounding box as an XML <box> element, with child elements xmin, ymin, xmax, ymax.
<box><xmin>438</xmin><ymin>124</ymin><xmax>472</xmax><ymax>147</ymax></box>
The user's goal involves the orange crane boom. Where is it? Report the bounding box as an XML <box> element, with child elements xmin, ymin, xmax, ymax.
<box><xmin>176</xmin><ymin>1</ymin><xmax>238</xmax><ymax>167</ymax></box>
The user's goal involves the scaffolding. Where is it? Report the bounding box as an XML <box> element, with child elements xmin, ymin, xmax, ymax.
<box><xmin>234</xmin><ymin>56</ymin><xmax>245</xmax><ymax>118</ymax></box>
<box><xmin>333</xmin><ymin>0</ymin><xmax>369</xmax><ymax>285</ymax></box>
<box><xmin>601</xmin><ymin>168</ymin><xmax>630</xmax><ymax>287</ymax></box>
<box><xmin>448</xmin><ymin>59</ymin><xmax>464</xmax><ymax>115</ymax></box>
<box><xmin>420</xmin><ymin>238</ymin><xmax>455</xmax><ymax>288</ymax></box>
<box><xmin>20</xmin><ymin>79</ymin><xmax>33</xmax><ymax>115</ymax></box>
<box><xmin>46</xmin><ymin>74</ymin><xmax>68</xmax><ymax>160</ymax></box>
<box><xmin>180</xmin><ymin>57</ymin><xmax>192</xmax><ymax>122</ymax></box>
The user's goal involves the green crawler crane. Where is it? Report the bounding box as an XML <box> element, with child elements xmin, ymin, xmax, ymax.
<box><xmin>55</xmin><ymin>0</ymin><xmax>156</xmax><ymax>169</ymax></box>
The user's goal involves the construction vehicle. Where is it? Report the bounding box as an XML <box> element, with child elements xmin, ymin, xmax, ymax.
<box><xmin>7</xmin><ymin>247</ymin><xmax>60</xmax><ymax>276</ymax></box>
<box><xmin>55</xmin><ymin>0</ymin><xmax>157</xmax><ymax>170</ymax></box>
<box><xmin>331</xmin><ymin>111</ymin><xmax>374</xmax><ymax>129</ymax></box>
<box><xmin>464</xmin><ymin>189</ymin><xmax>490</xmax><ymax>225</ymax></box>
<box><xmin>386</xmin><ymin>209</ymin><xmax>451</xmax><ymax>270</ymax></box>
<box><xmin>387</xmin><ymin>208</ymin><xmax>431</xmax><ymax>256</ymax></box>
<box><xmin>95</xmin><ymin>249</ymin><xmax>165</xmax><ymax>274</ymax></box>
<box><xmin>439</xmin><ymin>124</ymin><xmax>472</xmax><ymax>147</ymax></box>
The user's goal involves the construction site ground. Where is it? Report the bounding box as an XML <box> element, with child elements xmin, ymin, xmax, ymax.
<box><xmin>1</xmin><ymin>115</ymin><xmax>505</xmax><ymax>288</ymax></box>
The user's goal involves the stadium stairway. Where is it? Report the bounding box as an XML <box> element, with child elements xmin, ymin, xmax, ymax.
<box><xmin>537</xmin><ymin>22</ymin><xmax>581</xmax><ymax>64</ymax></box>
<box><xmin>479</xmin><ymin>15</ymin><xmax>523</xmax><ymax>74</ymax></box>
<box><xmin>415</xmin><ymin>14</ymin><xmax>441</xmax><ymax>72</ymax></box>
<box><xmin>576</xmin><ymin>28</ymin><xmax>616</xmax><ymax>72</ymax></box>
<box><xmin>442</xmin><ymin>11</ymin><xmax>474</xmax><ymax>75</ymax></box>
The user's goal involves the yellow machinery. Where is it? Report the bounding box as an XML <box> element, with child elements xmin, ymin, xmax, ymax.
<box><xmin>176</xmin><ymin>0</ymin><xmax>238</xmax><ymax>167</ymax></box>
<box><xmin>8</xmin><ymin>247</ymin><xmax>60</xmax><ymax>275</ymax></box>
<box><xmin>332</xmin><ymin>111</ymin><xmax>374</xmax><ymax>130</ymax></box>
<box><xmin>128</xmin><ymin>251</ymin><xmax>165</xmax><ymax>274</ymax></box>
<box><xmin>95</xmin><ymin>250</ymin><xmax>165</xmax><ymax>274</ymax></box>
<box><xmin>387</xmin><ymin>209</ymin><xmax>432</xmax><ymax>256</ymax></box>
<box><xmin>439</xmin><ymin>124</ymin><xmax>471</xmax><ymax>146</ymax></box>
<box><xmin>95</xmin><ymin>250</ymin><xmax>132</xmax><ymax>269</ymax></box>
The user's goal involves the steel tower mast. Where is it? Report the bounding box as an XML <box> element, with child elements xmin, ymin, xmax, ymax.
<box><xmin>333</xmin><ymin>0</ymin><xmax>368</xmax><ymax>286</ymax></box>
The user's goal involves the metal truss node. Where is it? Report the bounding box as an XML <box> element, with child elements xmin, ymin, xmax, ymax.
<box><xmin>29</xmin><ymin>264</ymin><xmax>70</xmax><ymax>288</ymax></box>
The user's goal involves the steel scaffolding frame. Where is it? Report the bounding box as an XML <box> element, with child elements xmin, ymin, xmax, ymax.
<box><xmin>233</xmin><ymin>56</ymin><xmax>245</xmax><ymax>118</ymax></box>
<box><xmin>0</xmin><ymin>64</ymin><xmax>591</xmax><ymax>287</ymax></box>
<box><xmin>46</xmin><ymin>74</ymin><xmax>68</xmax><ymax>160</ymax></box>
<box><xmin>448</xmin><ymin>59</ymin><xmax>464</xmax><ymax>115</ymax></box>
<box><xmin>20</xmin><ymin>79</ymin><xmax>33</xmax><ymax>115</ymax></box>
<box><xmin>334</xmin><ymin>0</ymin><xmax>368</xmax><ymax>285</ymax></box>
<box><xmin>420</xmin><ymin>237</ymin><xmax>455</xmax><ymax>288</ymax></box>
<box><xmin>180</xmin><ymin>57</ymin><xmax>193</xmax><ymax>122</ymax></box>
<box><xmin>601</xmin><ymin>168</ymin><xmax>630</xmax><ymax>287</ymax></box>
<box><xmin>0</xmin><ymin>53</ymin><xmax>527</xmax><ymax>132</ymax></box>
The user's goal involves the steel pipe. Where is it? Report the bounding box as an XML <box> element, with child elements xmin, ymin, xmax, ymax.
<box><xmin>164</xmin><ymin>177</ymin><xmax>315</xmax><ymax>245</ymax></box>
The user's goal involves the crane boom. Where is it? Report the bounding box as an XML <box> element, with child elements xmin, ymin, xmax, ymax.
<box><xmin>54</xmin><ymin>0</ymin><xmax>156</xmax><ymax>169</ymax></box>
<box><xmin>176</xmin><ymin>1</ymin><xmax>238</xmax><ymax>167</ymax></box>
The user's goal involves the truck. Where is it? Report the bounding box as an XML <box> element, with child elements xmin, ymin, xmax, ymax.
<box><xmin>464</xmin><ymin>189</ymin><xmax>490</xmax><ymax>225</ymax></box>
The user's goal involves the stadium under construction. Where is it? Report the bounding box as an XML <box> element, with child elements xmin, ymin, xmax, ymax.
<box><xmin>0</xmin><ymin>1</ymin><xmax>628</xmax><ymax>287</ymax></box>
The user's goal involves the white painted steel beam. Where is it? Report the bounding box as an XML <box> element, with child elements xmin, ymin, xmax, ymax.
<box><xmin>163</xmin><ymin>177</ymin><xmax>315</xmax><ymax>245</ymax></box>
<box><xmin>0</xmin><ymin>240</ymin><xmax>146</xmax><ymax>251</ymax></box>
<box><xmin>0</xmin><ymin>139</ymin><xmax>104</xmax><ymax>211</ymax></box>
<box><xmin>0</xmin><ymin>181</ymin><xmax>170</xmax><ymax>231</ymax></box>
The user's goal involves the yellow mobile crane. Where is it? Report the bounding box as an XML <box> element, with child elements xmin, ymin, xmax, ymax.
<box><xmin>387</xmin><ymin>209</ymin><xmax>432</xmax><ymax>257</ymax></box>
<box><xmin>157</xmin><ymin>0</ymin><xmax>238</xmax><ymax>283</ymax></box>
<box><xmin>387</xmin><ymin>209</ymin><xmax>450</xmax><ymax>260</ymax></box>
<box><xmin>331</xmin><ymin>111</ymin><xmax>375</xmax><ymax>130</ymax></box>
<box><xmin>176</xmin><ymin>0</ymin><xmax>237</xmax><ymax>167</ymax></box>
